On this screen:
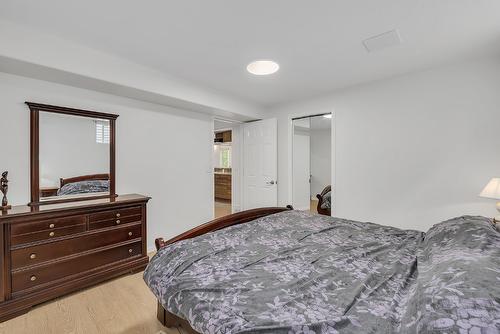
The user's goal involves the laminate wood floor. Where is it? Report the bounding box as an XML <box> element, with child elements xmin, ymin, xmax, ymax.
<box><xmin>310</xmin><ymin>199</ymin><xmax>318</xmax><ymax>213</ymax></box>
<box><xmin>0</xmin><ymin>269</ymin><xmax>187</xmax><ymax>334</ymax></box>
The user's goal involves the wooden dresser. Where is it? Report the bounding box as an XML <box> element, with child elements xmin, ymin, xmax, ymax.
<box><xmin>0</xmin><ymin>194</ymin><xmax>150</xmax><ymax>321</ymax></box>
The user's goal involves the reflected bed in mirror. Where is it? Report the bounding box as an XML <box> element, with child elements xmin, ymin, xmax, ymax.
<box><xmin>27</xmin><ymin>102</ymin><xmax>118</xmax><ymax>205</ymax></box>
<box><xmin>40</xmin><ymin>173</ymin><xmax>110</xmax><ymax>199</ymax></box>
<box><xmin>58</xmin><ymin>173</ymin><xmax>110</xmax><ymax>196</ymax></box>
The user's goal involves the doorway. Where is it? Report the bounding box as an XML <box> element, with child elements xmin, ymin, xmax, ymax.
<box><xmin>213</xmin><ymin>117</ymin><xmax>277</xmax><ymax>217</ymax></box>
<box><xmin>213</xmin><ymin>119</ymin><xmax>243</xmax><ymax>218</ymax></box>
<box><xmin>292</xmin><ymin>113</ymin><xmax>332</xmax><ymax>215</ymax></box>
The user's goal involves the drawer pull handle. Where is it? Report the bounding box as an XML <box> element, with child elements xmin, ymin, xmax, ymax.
<box><xmin>128</xmin><ymin>232</ymin><xmax>133</xmax><ymax>237</ymax></box>
<box><xmin>49</xmin><ymin>223</ymin><xmax>55</xmax><ymax>229</ymax></box>
<box><xmin>116</xmin><ymin>213</ymin><xmax>121</xmax><ymax>218</ymax></box>
<box><xmin>30</xmin><ymin>275</ymin><xmax>37</xmax><ymax>282</ymax></box>
<box><xmin>49</xmin><ymin>232</ymin><xmax>55</xmax><ymax>237</ymax></box>
<box><xmin>128</xmin><ymin>249</ymin><xmax>133</xmax><ymax>254</ymax></box>
<box><xmin>116</xmin><ymin>220</ymin><xmax>121</xmax><ymax>225</ymax></box>
<box><xmin>30</xmin><ymin>253</ymin><xmax>37</xmax><ymax>260</ymax></box>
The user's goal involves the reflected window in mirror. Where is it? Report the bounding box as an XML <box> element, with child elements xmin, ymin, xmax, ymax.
<box><xmin>95</xmin><ymin>120</ymin><xmax>110</xmax><ymax>144</ymax></box>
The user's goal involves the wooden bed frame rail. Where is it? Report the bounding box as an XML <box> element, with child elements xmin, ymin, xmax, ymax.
<box><xmin>155</xmin><ymin>206</ymin><xmax>293</xmax><ymax>251</ymax></box>
<box><xmin>154</xmin><ymin>205</ymin><xmax>293</xmax><ymax>332</ymax></box>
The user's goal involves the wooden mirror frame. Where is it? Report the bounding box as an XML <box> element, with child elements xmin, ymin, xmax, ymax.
<box><xmin>27</xmin><ymin>102</ymin><xmax>119</xmax><ymax>206</ymax></box>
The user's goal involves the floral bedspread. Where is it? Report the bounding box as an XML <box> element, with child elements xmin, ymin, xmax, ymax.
<box><xmin>57</xmin><ymin>180</ymin><xmax>109</xmax><ymax>196</ymax></box>
<box><xmin>144</xmin><ymin>211</ymin><xmax>500</xmax><ymax>333</ymax></box>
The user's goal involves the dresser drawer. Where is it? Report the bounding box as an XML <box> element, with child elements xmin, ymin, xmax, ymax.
<box><xmin>11</xmin><ymin>215</ymin><xmax>86</xmax><ymax>236</ymax></box>
<box><xmin>11</xmin><ymin>223</ymin><xmax>142</xmax><ymax>270</ymax></box>
<box><xmin>11</xmin><ymin>224</ymin><xmax>86</xmax><ymax>247</ymax></box>
<box><xmin>12</xmin><ymin>241</ymin><xmax>142</xmax><ymax>293</ymax></box>
<box><xmin>89</xmin><ymin>214</ymin><xmax>141</xmax><ymax>230</ymax></box>
<box><xmin>89</xmin><ymin>206</ymin><xmax>142</xmax><ymax>223</ymax></box>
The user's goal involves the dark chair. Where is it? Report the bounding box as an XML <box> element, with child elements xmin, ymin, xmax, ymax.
<box><xmin>316</xmin><ymin>185</ymin><xmax>331</xmax><ymax>216</ymax></box>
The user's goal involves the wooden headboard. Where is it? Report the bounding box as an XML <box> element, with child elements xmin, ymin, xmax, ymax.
<box><xmin>59</xmin><ymin>174</ymin><xmax>110</xmax><ymax>188</ymax></box>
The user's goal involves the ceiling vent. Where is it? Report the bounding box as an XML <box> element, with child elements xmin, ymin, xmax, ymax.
<box><xmin>363</xmin><ymin>29</ymin><xmax>402</xmax><ymax>52</ymax></box>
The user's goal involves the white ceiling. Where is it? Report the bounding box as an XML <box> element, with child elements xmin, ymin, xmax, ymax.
<box><xmin>1</xmin><ymin>0</ymin><xmax>500</xmax><ymax>108</ymax></box>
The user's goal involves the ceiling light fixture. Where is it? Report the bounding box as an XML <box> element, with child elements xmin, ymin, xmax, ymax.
<box><xmin>247</xmin><ymin>60</ymin><xmax>279</xmax><ymax>75</ymax></box>
<box><xmin>323</xmin><ymin>114</ymin><xmax>332</xmax><ymax>119</ymax></box>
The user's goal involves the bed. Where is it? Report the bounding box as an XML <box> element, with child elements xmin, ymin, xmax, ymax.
<box><xmin>144</xmin><ymin>208</ymin><xmax>500</xmax><ymax>334</ymax></box>
<box><xmin>57</xmin><ymin>173</ymin><xmax>110</xmax><ymax>196</ymax></box>
<box><xmin>316</xmin><ymin>185</ymin><xmax>331</xmax><ymax>216</ymax></box>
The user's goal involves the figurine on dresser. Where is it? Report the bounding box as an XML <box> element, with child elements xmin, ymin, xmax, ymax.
<box><xmin>0</xmin><ymin>171</ymin><xmax>10</xmax><ymax>210</ymax></box>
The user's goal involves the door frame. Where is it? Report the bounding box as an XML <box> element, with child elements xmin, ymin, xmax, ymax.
<box><xmin>288</xmin><ymin>109</ymin><xmax>336</xmax><ymax>215</ymax></box>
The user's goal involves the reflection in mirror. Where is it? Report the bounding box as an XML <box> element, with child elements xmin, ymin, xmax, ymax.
<box><xmin>292</xmin><ymin>114</ymin><xmax>332</xmax><ymax>214</ymax></box>
<box><xmin>39</xmin><ymin>112</ymin><xmax>110</xmax><ymax>201</ymax></box>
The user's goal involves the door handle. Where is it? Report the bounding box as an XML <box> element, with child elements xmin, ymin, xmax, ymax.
<box><xmin>266</xmin><ymin>180</ymin><xmax>276</xmax><ymax>185</ymax></box>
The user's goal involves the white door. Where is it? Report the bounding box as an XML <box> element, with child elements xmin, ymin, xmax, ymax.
<box><xmin>293</xmin><ymin>130</ymin><xmax>310</xmax><ymax>210</ymax></box>
<box><xmin>243</xmin><ymin>119</ymin><xmax>278</xmax><ymax>209</ymax></box>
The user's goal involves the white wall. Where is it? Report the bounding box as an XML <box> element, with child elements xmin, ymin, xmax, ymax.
<box><xmin>270</xmin><ymin>58</ymin><xmax>500</xmax><ymax>232</ymax></box>
<box><xmin>39</xmin><ymin>113</ymin><xmax>109</xmax><ymax>187</ymax></box>
<box><xmin>0</xmin><ymin>72</ymin><xmax>214</xmax><ymax>251</ymax></box>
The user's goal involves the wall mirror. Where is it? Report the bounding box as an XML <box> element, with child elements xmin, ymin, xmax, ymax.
<box><xmin>27</xmin><ymin>102</ymin><xmax>118</xmax><ymax>205</ymax></box>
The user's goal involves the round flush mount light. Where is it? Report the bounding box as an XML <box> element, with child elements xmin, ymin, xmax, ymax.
<box><xmin>247</xmin><ymin>60</ymin><xmax>280</xmax><ymax>75</ymax></box>
<box><xmin>323</xmin><ymin>114</ymin><xmax>332</xmax><ymax>119</ymax></box>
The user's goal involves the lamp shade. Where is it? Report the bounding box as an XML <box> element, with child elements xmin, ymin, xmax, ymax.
<box><xmin>479</xmin><ymin>178</ymin><xmax>500</xmax><ymax>200</ymax></box>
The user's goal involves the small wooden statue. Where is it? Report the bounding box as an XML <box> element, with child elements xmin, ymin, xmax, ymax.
<box><xmin>1</xmin><ymin>171</ymin><xmax>11</xmax><ymax>210</ymax></box>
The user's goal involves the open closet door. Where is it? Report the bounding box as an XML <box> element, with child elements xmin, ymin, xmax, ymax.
<box><xmin>242</xmin><ymin>118</ymin><xmax>278</xmax><ymax>209</ymax></box>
